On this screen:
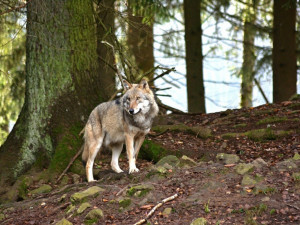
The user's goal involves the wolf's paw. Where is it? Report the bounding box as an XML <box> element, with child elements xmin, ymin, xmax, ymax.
<box><xmin>88</xmin><ymin>179</ymin><xmax>97</xmax><ymax>182</ymax></box>
<box><xmin>112</xmin><ymin>166</ymin><xmax>124</xmax><ymax>173</ymax></box>
<box><xmin>129</xmin><ymin>167</ymin><xmax>139</xmax><ymax>174</ymax></box>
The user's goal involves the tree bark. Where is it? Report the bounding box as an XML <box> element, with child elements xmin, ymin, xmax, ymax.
<box><xmin>0</xmin><ymin>0</ymin><xmax>101</xmax><ymax>192</ymax></box>
<box><xmin>184</xmin><ymin>0</ymin><xmax>206</xmax><ymax>113</ymax></box>
<box><xmin>127</xmin><ymin>6</ymin><xmax>154</xmax><ymax>84</ymax></box>
<box><xmin>240</xmin><ymin>0</ymin><xmax>258</xmax><ymax>108</ymax></box>
<box><xmin>96</xmin><ymin>0</ymin><xmax>116</xmax><ymax>100</ymax></box>
<box><xmin>272</xmin><ymin>0</ymin><xmax>297</xmax><ymax>103</ymax></box>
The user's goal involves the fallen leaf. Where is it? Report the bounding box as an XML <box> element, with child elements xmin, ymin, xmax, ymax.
<box><xmin>140</xmin><ymin>204</ymin><xmax>154</xmax><ymax>210</ymax></box>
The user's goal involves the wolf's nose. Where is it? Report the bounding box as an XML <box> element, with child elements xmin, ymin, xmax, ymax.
<box><xmin>129</xmin><ymin>109</ymin><xmax>134</xmax><ymax>114</ymax></box>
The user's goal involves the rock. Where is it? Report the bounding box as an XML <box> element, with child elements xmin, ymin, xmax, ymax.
<box><xmin>59</xmin><ymin>194</ymin><xmax>67</xmax><ymax>203</ymax></box>
<box><xmin>77</xmin><ymin>202</ymin><xmax>91</xmax><ymax>214</ymax></box>
<box><xmin>275</xmin><ymin>160</ymin><xmax>297</xmax><ymax>172</ymax></box>
<box><xmin>162</xmin><ymin>207</ymin><xmax>172</xmax><ymax>216</ymax></box>
<box><xmin>71</xmin><ymin>186</ymin><xmax>104</xmax><ymax>203</ymax></box>
<box><xmin>180</xmin><ymin>155</ymin><xmax>198</xmax><ymax>167</ymax></box>
<box><xmin>71</xmin><ymin>174</ymin><xmax>81</xmax><ymax>184</ymax></box>
<box><xmin>0</xmin><ymin>213</ymin><xmax>5</xmax><ymax>221</ymax></box>
<box><xmin>66</xmin><ymin>204</ymin><xmax>76</xmax><ymax>214</ymax></box>
<box><xmin>235</xmin><ymin>163</ymin><xmax>254</xmax><ymax>175</ymax></box>
<box><xmin>293</xmin><ymin>153</ymin><xmax>300</xmax><ymax>160</ymax></box>
<box><xmin>252</xmin><ymin>158</ymin><xmax>268</xmax><ymax>169</ymax></box>
<box><xmin>261</xmin><ymin>197</ymin><xmax>270</xmax><ymax>202</ymax></box>
<box><xmin>55</xmin><ymin>218</ymin><xmax>73</xmax><ymax>225</ymax></box>
<box><xmin>190</xmin><ymin>217</ymin><xmax>207</xmax><ymax>225</ymax></box>
<box><xmin>29</xmin><ymin>184</ymin><xmax>52</xmax><ymax>196</ymax></box>
<box><xmin>127</xmin><ymin>184</ymin><xmax>154</xmax><ymax>197</ymax></box>
<box><xmin>156</xmin><ymin>155</ymin><xmax>180</xmax><ymax>168</ymax></box>
<box><xmin>119</xmin><ymin>198</ymin><xmax>131</xmax><ymax>208</ymax></box>
<box><xmin>216</xmin><ymin>153</ymin><xmax>240</xmax><ymax>164</ymax></box>
<box><xmin>85</xmin><ymin>208</ymin><xmax>104</xmax><ymax>220</ymax></box>
<box><xmin>241</xmin><ymin>175</ymin><xmax>257</xmax><ymax>186</ymax></box>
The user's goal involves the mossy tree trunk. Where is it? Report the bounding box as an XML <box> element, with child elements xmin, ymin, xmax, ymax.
<box><xmin>127</xmin><ymin>5</ymin><xmax>154</xmax><ymax>85</ymax></box>
<box><xmin>0</xmin><ymin>0</ymin><xmax>104</xmax><ymax>192</ymax></box>
<box><xmin>240</xmin><ymin>0</ymin><xmax>258</xmax><ymax>108</ymax></box>
<box><xmin>184</xmin><ymin>0</ymin><xmax>206</xmax><ymax>113</ymax></box>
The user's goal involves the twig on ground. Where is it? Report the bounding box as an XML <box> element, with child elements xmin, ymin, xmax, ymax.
<box><xmin>134</xmin><ymin>193</ymin><xmax>179</xmax><ymax>225</ymax></box>
<box><xmin>55</xmin><ymin>147</ymin><xmax>83</xmax><ymax>184</ymax></box>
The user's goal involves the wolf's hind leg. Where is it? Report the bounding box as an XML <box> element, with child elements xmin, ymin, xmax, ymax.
<box><xmin>111</xmin><ymin>144</ymin><xmax>124</xmax><ymax>173</ymax></box>
<box><xmin>86</xmin><ymin>137</ymin><xmax>103</xmax><ymax>182</ymax></box>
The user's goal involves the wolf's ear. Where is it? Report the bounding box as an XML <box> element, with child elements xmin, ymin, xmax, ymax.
<box><xmin>139</xmin><ymin>79</ymin><xmax>149</xmax><ymax>90</ymax></box>
<box><xmin>123</xmin><ymin>80</ymin><xmax>132</xmax><ymax>90</ymax></box>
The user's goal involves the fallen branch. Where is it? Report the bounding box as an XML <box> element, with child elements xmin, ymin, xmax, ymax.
<box><xmin>55</xmin><ymin>147</ymin><xmax>83</xmax><ymax>184</ymax></box>
<box><xmin>147</xmin><ymin>128</ymin><xmax>170</xmax><ymax>137</ymax></box>
<box><xmin>134</xmin><ymin>193</ymin><xmax>179</xmax><ymax>225</ymax></box>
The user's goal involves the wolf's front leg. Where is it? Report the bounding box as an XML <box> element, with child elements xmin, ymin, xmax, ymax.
<box><xmin>125</xmin><ymin>134</ymin><xmax>139</xmax><ymax>173</ymax></box>
<box><xmin>111</xmin><ymin>144</ymin><xmax>124</xmax><ymax>173</ymax></box>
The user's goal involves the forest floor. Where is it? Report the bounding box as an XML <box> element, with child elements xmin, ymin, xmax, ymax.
<box><xmin>1</xmin><ymin>100</ymin><xmax>300</xmax><ymax>225</ymax></box>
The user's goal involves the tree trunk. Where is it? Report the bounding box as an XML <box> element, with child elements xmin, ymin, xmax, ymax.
<box><xmin>127</xmin><ymin>7</ymin><xmax>154</xmax><ymax>84</ymax></box>
<box><xmin>184</xmin><ymin>0</ymin><xmax>206</xmax><ymax>113</ymax></box>
<box><xmin>96</xmin><ymin>0</ymin><xmax>116</xmax><ymax>100</ymax></box>
<box><xmin>240</xmin><ymin>0</ymin><xmax>258</xmax><ymax>108</ymax></box>
<box><xmin>272</xmin><ymin>0</ymin><xmax>297</xmax><ymax>103</ymax></box>
<box><xmin>0</xmin><ymin>0</ymin><xmax>102</xmax><ymax>193</ymax></box>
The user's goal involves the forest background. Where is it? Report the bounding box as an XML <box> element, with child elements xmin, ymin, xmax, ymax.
<box><xmin>0</xmin><ymin>0</ymin><xmax>299</xmax><ymax>192</ymax></box>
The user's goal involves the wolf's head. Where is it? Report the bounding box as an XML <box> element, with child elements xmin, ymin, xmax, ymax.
<box><xmin>122</xmin><ymin>79</ymin><xmax>155</xmax><ymax>116</ymax></box>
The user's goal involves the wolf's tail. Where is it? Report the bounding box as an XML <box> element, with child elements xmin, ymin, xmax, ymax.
<box><xmin>81</xmin><ymin>144</ymin><xmax>88</xmax><ymax>167</ymax></box>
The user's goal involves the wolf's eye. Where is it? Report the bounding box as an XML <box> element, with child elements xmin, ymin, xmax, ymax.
<box><xmin>136</xmin><ymin>96</ymin><xmax>140</xmax><ymax>100</ymax></box>
<box><xmin>127</xmin><ymin>97</ymin><xmax>130</xmax><ymax>101</ymax></box>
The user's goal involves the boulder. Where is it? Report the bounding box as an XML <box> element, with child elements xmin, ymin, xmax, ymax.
<box><xmin>156</xmin><ymin>155</ymin><xmax>180</xmax><ymax>168</ymax></box>
<box><xmin>252</xmin><ymin>158</ymin><xmax>268</xmax><ymax>169</ymax></box>
<box><xmin>71</xmin><ymin>186</ymin><xmax>104</xmax><ymax>203</ymax></box>
<box><xmin>190</xmin><ymin>217</ymin><xmax>207</xmax><ymax>225</ymax></box>
<box><xmin>127</xmin><ymin>184</ymin><xmax>154</xmax><ymax>197</ymax></box>
<box><xmin>275</xmin><ymin>160</ymin><xmax>297</xmax><ymax>172</ymax></box>
<box><xmin>29</xmin><ymin>184</ymin><xmax>52</xmax><ymax>196</ymax></box>
<box><xmin>236</xmin><ymin>163</ymin><xmax>254</xmax><ymax>175</ymax></box>
<box><xmin>55</xmin><ymin>218</ymin><xmax>73</xmax><ymax>225</ymax></box>
<box><xmin>85</xmin><ymin>208</ymin><xmax>104</xmax><ymax>220</ymax></box>
<box><xmin>216</xmin><ymin>153</ymin><xmax>240</xmax><ymax>164</ymax></box>
<box><xmin>77</xmin><ymin>202</ymin><xmax>91</xmax><ymax>214</ymax></box>
<box><xmin>241</xmin><ymin>175</ymin><xmax>257</xmax><ymax>186</ymax></box>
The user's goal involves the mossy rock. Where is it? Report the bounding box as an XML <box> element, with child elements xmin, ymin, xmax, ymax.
<box><xmin>55</xmin><ymin>218</ymin><xmax>73</xmax><ymax>225</ymax></box>
<box><xmin>0</xmin><ymin>213</ymin><xmax>5</xmax><ymax>221</ymax></box>
<box><xmin>235</xmin><ymin>163</ymin><xmax>254</xmax><ymax>175</ymax></box>
<box><xmin>18</xmin><ymin>176</ymin><xmax>34</xmax><ymax>200</ymax></box>
<box><xmin>293</xmin><ymin>153</ymin><xmax>300</xmax><ymax>160</ymax></box>
<box><xmin>156</xmin><ymin>155</ymin><xmax>180</xmax><ymax>168</ymax></box>
<box><xmin>152</xmin><ymin>124</ymin><xmax>211</xmax><ymax>139</ymax></box>
<box><xmin>127</xmin><ymin>184</ymin><xmax>154</xmax><ymax>197</ymax></box>
<box><xmin>190</xmin><ymin>217</ymin><xmax>207</xmax><ymax>225</ymax></box>
<box><xmin>85</xmin><ymin>208</ymin><xmax>104</xmax><ymax>220</ymax></box>
<box><xmin>221</xmin><ymin>132</ymin><xmax>240</xmax><ymax>139</ymax></box>
<box><xmin>119</xmin><ymin>198</ymin><xmax>131</xmax><ymax>208</ymax></box>
<box><xmin>139</xmin><ymin>140</ymin><xmax>181</xmax><ymax>163</ymax></box>
<box><xmin>29</xmin><ymin>184</ymin><xmax>52</xmax><ymax>196</ymax></box>
<box><xmin>70</xmin><ymin>186</ymin><xmax>104</xmax><ymax>204</ymax></box>
<box><xmin>180</xmin><ymin>155</ymin><xmax>198</xmax><ymax>167</ymax></box>
<box><xmin>216</xmin><ymin>153</ymin><xmax>240</xmax><ymax>164</ymax></box>
<box><xmin>276</xmin><ymin>160</ymin><xmax>297</xmax><ymax>172</ymax></box>
<box><xmin>241</xmin><ymin>175</ymin><xmax>257</xmax><ymax>186</ymax></box>
<box><xmin>77</xmin><ymin>202</ymin><xmax>91</xmax><ymax>214</ymax></box>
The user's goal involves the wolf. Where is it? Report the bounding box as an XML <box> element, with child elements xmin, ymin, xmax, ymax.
<box><xmin>81</xmin><ymin>79</ymin><xmax>159</xmax><ymax>182</ymax></box>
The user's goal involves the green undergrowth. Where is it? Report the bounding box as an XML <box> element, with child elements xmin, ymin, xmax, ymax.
<box><xmin>256</xmin><ymin>116</ymin><xmax>288</xmax><ymax>125</ymax></box>
<box><xmin>152</xmin><ymin>124</ymin><xmax>211</xmax><ymax>139</ymax></box>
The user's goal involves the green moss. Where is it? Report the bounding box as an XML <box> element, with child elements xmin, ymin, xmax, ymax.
<box><xmin>221</xmin><ymin>132</ymin><xmax>240</xmax><ymax>139</ymax></box>
<box><xmin>245</xmin><ymin>128</ymin><xmax>276</xmax><ymax>141</ymax></box>
<box><xmin>48</xmin><ymin>124</ymin><xmax>83</xmax><ymax>179</ymax></box>
<box><xmin>253</xmin><ymin>109</ymin><xmax>274</xmax><ymax>116</ymax></box>
<box><xmin>288</xmin><ymin>103</ymin><xmax>300</xmax><ymax>110</ymax></box>
<box><xmin>139</xmin><ymin>139</ymin><xmax>181</xmax><ymax>163</ymax></box>
<box><xmin>127</xmin><ymin>185</ymin><xmax>153</xmax><ymax>197</ymax></box>
<box><xmin>256</xmin><ymin>116</ymin><xmax>288</xmax><ymax>125</ymax></box>
<box><xmin>233</xmin><ymin>123</ymin><xmax>247</xmax><ymax>128</ymax></box>
<box><xmin>119</xmin><ymin>198</ymin><xmax>131</xmax><ymax>208</ymax></box>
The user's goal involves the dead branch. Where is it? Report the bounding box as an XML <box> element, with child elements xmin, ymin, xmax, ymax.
<box><xmin>101</xmin><ymin>41</ymin><xmax>126</xmax><ymax>90</ymax></box>
<box><xmin>134</xmin><ymin>193</ymin><xmax>179</xmax><ymax>225</ymax></box>
<box><xmin>147</xmin><ymin>129</ymin><xmax>170</xmax><ymax>137</ymax></box>
<box><xmin>254</xmin><ymin>78</ymin><xmax>269</xmax><ymax>104</ymax></box>
<box><xmin>55</xmin><ymin>147</ymin><xmax>83</xmax><ymax>184</ymax></box>
<box><xmin>149</xmin><ymin>67</ymin><xmax>176</xmax><ymax>83</ymax></box>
